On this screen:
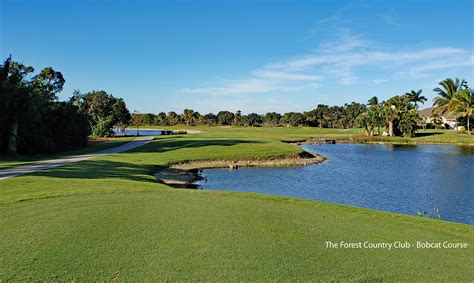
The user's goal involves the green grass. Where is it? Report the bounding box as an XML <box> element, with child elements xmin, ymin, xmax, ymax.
<box><xmin>0</xmin><ymin>137</ymin><xmax>134</xmax><ymax>170</ymax></box>
<box><xmin>0</xmin><ymin>128</ymin><xmax>473</xmax><ymax>280</ymax></box>
<box><xmin>143</xmin><ymin>125</ymin><xmax>474</xmax><ymax>144</ymax></box>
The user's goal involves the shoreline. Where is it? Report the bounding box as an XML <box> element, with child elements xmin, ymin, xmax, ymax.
<box><xmin>154</xmin><ymin>151</ymin><xmax>325</xmax><ymax>188</ymax></box>
<box><xmin>295</xmin><ymin>138</ymin><xmax>474</xmax><ymax>146</ymax></box>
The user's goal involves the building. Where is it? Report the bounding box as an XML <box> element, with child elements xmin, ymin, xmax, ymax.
<box><xmin>418</xmin><ymin>107</ymin><xmax>457</xmax><ymax>129</ymax></box>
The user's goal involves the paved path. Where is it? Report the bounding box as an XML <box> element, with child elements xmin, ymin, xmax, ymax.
<box><xmin>0</xmin><ymin>136</ymin><xmax>154</xmax><ymax>181</ymax></box>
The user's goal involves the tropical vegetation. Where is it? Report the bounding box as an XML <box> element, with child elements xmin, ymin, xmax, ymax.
<box><xmin>433</xmin><ymin>78</ymin><xmax>473</xmax><ymax>135</ymax></box>
<box><xmin>2</xmin><ymin>56</ymin><xmax>472</xmax><ymax>156</ymax></box>
<box><xmin>0</xmin><ymin>57</ymin><xmax>131</xmax><ymax>155</ymax></box>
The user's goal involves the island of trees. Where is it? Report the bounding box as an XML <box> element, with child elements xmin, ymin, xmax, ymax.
<box><xmin>1</xmin><ymin>56</ymin><xmax>472</xmax><ymax>155</ymax></box>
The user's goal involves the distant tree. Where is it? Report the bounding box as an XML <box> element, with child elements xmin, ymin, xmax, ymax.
<box><xmin>217</xmin><ymin>111</ymin><xmax>235</xmax><ymax>125</ymax></box>
<box><xmin>131</xmin><ymin>111</ymin><xmax>143</xmax><ymax>135</ymax></box>
<box><xmin>432</xmin><ymin>79</ymin><xmax>472</xmax><ymax>134</ymax></box>
<box><xmin>399</xmin><ymin>109</ymin><xmax>420</xmax><ymax>137</ymax></box>
<box><xmin>203</xmin><ymin>113</ymin><xmax>218</xmax><ymax>126</ymax></box>
<box><xmin>73</xmin><ymin>90</ymin><xmax>130</xmax><ymax>136</ymax></box>
<box><xmin>368</xmin><ymin>96</ymin><xmax>379</xmax><ymax>107</ymax></box>
<box><xmin>406</xmin><ymin>89</ymin><xmax>427</xmax><ymax>109</ymax></box>
<box><xmin>327</xmin><ymin>105</ymin><xmax>343</xmax><ymax>128</ymax></box>
<box><xmin>247</xmin><ymin>113</ymin><xmax>263</xmax><ymax>127</ymax></box>
<box><xmin>156</xmin><ymin>112</ymin><xmax>167</xmax><ymax>125</ymax></box>
<box><xmin>234</xmin><ymin>110</ymin><xmax>242</xmax><ymax>126</ymax></box>
<box><xmin>356</xmin><ymin>110</ymin><xmax>376</xmax><ymax>137</ymax></box>
<box><xmin>112</xmin><ymin>98</ymin><xmax>131</xmax><ymax>133</ymax></box>
<box><xmin>167</xmin><ymin>111</ymin><xmax>179</xmax><ymax>125</ymax></box>
<box><xmin>430</xmin><ymin>113</ymin><xmax>444</xmax><ymax>129</ymax></box>
<box><xmin>383</xmin><ymin>95</ymin><xmax>418</xmax><ymax>137</ymax></box>
<box><xmin>451</xmin><ymin>87</ymin><xmax>473</xmax><ymax>135</ymax></box>
<box><xmin>264</xmin><ymin>112</ymin><xmax>282</xmax><ymax>126</ymax></box>
<box><xmin>341</xmin><ymin>102</ymin><xmax>366</xmax><ymax>129</ymax></box>
<box><xmin>192</xmin><ymin>111</ymin><xmax>205</xmax><ymax>126</ymax></box>
<box><xmin>313</xmin><ymin>104</ymin><xmax>330</xmax><ymax>129</ymax></box>
<box><xmin>142</xmin><ymin>113</ymin><xmax>155</xmax><ymax>125</ymax></box>
<box><xmin>433</xmin><ymin>78</ymin><xmax>465</xmax><ymax>115</ymax></box>
<box><xmin>182</xmin><ymin>109</ymin><xmax>195</xmax><ymax>125</ymax></box>
<box><xmin>281</xmin><ymin>112</ymin><xmax>305</xmax><ymax>126</ymax></box>
<box><xmin>366</xmin><ymin>98</ymin><xmax>383</xmax><ymax>134</ymax></box>
<box><xmin>418</xmin><ymin>116</ymin><xmax>429</xmax><ymax>131</ymax></box>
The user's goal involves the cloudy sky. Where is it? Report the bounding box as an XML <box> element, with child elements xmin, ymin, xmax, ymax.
<box><xmin>2</xmin><ymin>0</ymin><xmax>473</xmax><ymax>114</ymax></box>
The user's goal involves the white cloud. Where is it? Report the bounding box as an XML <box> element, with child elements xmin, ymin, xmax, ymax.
<box><xmin>181</xmin><ymin>78</ymin><xmax>277</xmax><ymax>95</ymax></box>
<box><xmin>372</xmin><ymin>79</ymin><xmax>388</xmax><ymax>85</ymax></box>
<box><xmin>181</xmin><ymin>31</ymin><xmax>472</xmax><ymax>95</ymax></box>
<box><xmin>252</xmin><ymin>70</ymin><xmax>322</xmax><ymax>81</ymax></box>
<box><xmin>407</xmin><ymin>54</ymin><xmax>474</xmax><ymax>77</ymax></box>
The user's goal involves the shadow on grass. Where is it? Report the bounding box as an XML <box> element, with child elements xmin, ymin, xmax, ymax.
<box><xmin>128</xmin><ymin>138</ymin><xmax>265</xmax><ymax>153</ymax></box>
<box><xmin>32</xmin><ymin>159</ymin><xmax>155</xmax><ymax>183</ymax></box>
<box><xmin>31</xmin><ymin>139</ymin><xmax>265</xmax><ymax>181</ymax></box>
<box><xmin>415</xmin><ymin>132</ymin><xmax>443</xmax><ymax>137</ymax></box>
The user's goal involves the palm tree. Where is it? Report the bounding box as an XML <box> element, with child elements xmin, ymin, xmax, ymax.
<box><xmin>383</xmin><ymin>104</ymin><xmax>397</xmax><ymax>136</ymax></box>
<box><xmin>433</xmin><ymin>78</ymin><xmax>467</xmax><ymax>133</ymax></box>
<box><xmin>451</xmin><ymin>89</ymin><xmax>473</xmax><ymax>135</ymax></box>
<box><xmin>433</xmin><ymin>78</ymin><xmax>465</xmax><ymax>114</ymax></box>
<box><xmin>368</xmin><ymin>96</ymin><xmax>379</xmax><ymax>108</ymax></box>
<box><xmin>406</xmin><ymin>89</ymin><xmax>427</xmax><ymax>109</ymax></box>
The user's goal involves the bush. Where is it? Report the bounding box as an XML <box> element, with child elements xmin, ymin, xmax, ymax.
<box><xmin>92</xmin><ymin>116</ymin><xmax>115</xmax><ymax>137</ymax></box>
<box><xmin>15</xmin><ymin>102</ymin><xmax>90</xmax><ymax>154</ymax></box>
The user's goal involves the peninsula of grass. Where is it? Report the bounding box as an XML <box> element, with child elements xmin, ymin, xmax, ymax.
<box><xmin>1</xmin><ymin>127</ymin><xmax>473</xmax><ymax>281</ymax></box>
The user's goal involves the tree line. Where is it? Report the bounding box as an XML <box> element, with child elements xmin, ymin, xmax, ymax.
<box><xmin>0</xmin><ymin>57</ymin><xmax>131</xmax><ymax>155</ymax></box>
<box><xmin>132</xmin><ymin>103</ymin><xmax>368</xmax><ymax>129</ymax></box>
<box><xmin>2</xmin><ymin>55</ymin><xmax>472</xmax><ymax>155</ymax></box>
<box><xmin>131</xmin><ymin>80</ymin><xmax>472</xmax><ymax>137</ymax></box>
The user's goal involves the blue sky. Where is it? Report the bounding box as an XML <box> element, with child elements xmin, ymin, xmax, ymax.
<box><xmin>1</xmin><ymin>0</ymin><xmax>473</xmax><ymax>114</ymax></box>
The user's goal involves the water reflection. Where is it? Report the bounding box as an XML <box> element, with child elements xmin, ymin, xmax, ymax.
<box><xmin>198</xmin><ymin>144</ymin><xmax>474</xmax><ymax>225</ymax></box>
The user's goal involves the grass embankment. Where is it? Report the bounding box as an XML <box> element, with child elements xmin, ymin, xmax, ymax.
<box><xmin>149</xmin><ymin>125</ymin><xmax>474</xmax><ymax>145</ymax></box>
<box><xmin>1</xmin><ymin>128</ymin><xmax>473</xmax><ymax>280</ymax></box>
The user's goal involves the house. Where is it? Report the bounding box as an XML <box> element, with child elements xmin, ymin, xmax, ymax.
<box><xmin>418</xmin><ymin>107</ymin><xmax>458</xmax><ymax>129</ymax></box>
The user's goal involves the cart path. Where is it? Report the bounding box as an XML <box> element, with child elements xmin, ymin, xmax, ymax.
<box><xmin>0</xmin><ymin>136</ymin><xmax>154</xmax><ymax>181</ymax></box>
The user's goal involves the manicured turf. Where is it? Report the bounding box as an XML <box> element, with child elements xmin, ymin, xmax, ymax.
<box><xmin>149</xmin><ymin>125</ymin><xmax>474</xmax><ymax>144</ymax></box>
<box><xmin>0</xmin><ymin>128</ymin><xmax>473</xmax><ymax>280</ymax></box>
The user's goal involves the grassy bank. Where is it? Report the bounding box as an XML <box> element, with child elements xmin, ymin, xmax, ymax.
<box><xmin>140</xmin><ymin>125</ymin><xmax>474</xmax><ymax>145</ymax></box>
<box><xmin>0</xmin><ymin>128</ymin><xmax>473</xmax><ymax>280</ymax></box>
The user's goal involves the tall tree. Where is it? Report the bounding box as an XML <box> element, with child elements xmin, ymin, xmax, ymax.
<box><xmin>433</xmin><ymin>78</ymin><xmax>466</xmax><ymax>133</ymax></box>
<box><xmin>182</xmin><ymin>109</ymin><xmax>195</xmax><ymax>125</ymax></box>
<box><xmin>1</xmin><ymin>57</ymin><xmax>89</xmax><ymax>154</ymax></box>
<box><xmin>73</xmin><ymin>90</ymin><xmax>130</xmax><ymax>136</ymax></box>
<box><xmin>451</xmin><ymin>88</ymin><xmax>473</xmax><ymax>135</ymax></box>
<box><xmin>167</xmin><ymin>111</ymin><xmax>179</xmax><ymax>125</ymax></box>
<box><xmin>217</xmin><ymin>111</ymin><xmax>235</xmax><ymax>125</ymax></box>
<box><xmin>433</xmin><ymin>78</ymin><xmax>465</xmax><ymax>115</ymax></box>
<box><xmin>405</xmin><ymin>89</ymin><xmax>427</xmax><ymax>109</ymax></box>
<box><xmin>313</xmin><ymin>104</ymin><xmax>329</xmax><ymax>129</ymax></box>
<box><xmin>368</xmin><ymin>96</ymin><xmax>379</xmax><ymax>107</ymax></box>
<box><xmin>0</xmin><ymin>58</ymin><xmax>35</xmax><ymax>154</ymax></box>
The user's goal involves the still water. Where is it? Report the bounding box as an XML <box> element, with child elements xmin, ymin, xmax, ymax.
<box><xmin>114</xmin><ymin>129</ymin><xmax>171</xmax><ymax>136</ymax></box>
<box><xmin>198</xmin><ymin>144</ymin><xmax>474</xmax><ymax>224</ymax></box>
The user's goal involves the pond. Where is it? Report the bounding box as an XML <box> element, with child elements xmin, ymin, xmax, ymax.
<box><xmin>197</xmin><ymin>144</ymin><xmax>474</xmax><ymax>225</ymax></box>
<box><xmin>114</xmin><ymin>129</ymin><xmax>175</xmax><ymax>136</ymax></box>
